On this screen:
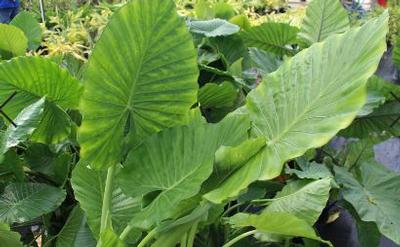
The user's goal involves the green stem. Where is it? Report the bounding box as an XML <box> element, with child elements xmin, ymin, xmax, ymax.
<box><xmin>222</xmin><ymin>230</ymin><xmax>257</xmax><ymax>247</ymax></box>
<box><xmin>187</xmin><ymin>222</ymin><xmax>199</xmax><ymax>247</ymax></box>
<box><xmin>181</xmin><ymin>233</ymin><xmax>188</xmax><ymax>247</ymax></box>
<box><xmin>137</xmin><ymin>229</ymin><xmax>157</xmax><ymax>247</ymax></box>
<box><xmin>119</xmin><ymin>224</ymin><xmax>133</xmax><ymax>241</ymax></box>
<box><xmin>222</xmin><ymin>203</ymin><xmax>244</xmax><ymax>217</ymax></box>
<box><xmin>100</xmin><ymin>165</ymin><xmax>116</xmax><ymax>233</ymax></box>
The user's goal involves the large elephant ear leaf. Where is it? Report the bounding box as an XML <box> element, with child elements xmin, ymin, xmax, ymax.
<box><xmin>79</xmin><ymin>0</ymin><xmax>199</xmax><ymax>170</ymax></box>
<box><xmin>298</xmin><ymin>0</ymin><xmax>349</xmax><ymax>47</ymax></box>
<box><xmin>10</xmin><ymin>11</ymin><xmax>42</xmax><ymax>51</ymax></box>
<box><xmin>117</xmin><ymin>115</ymin><xmax>249</xmax><ymax>229</ymax></box>
<box><xmin>0</xmin><ymin>24</ymin><xmax>27</xmax><ymax>59</ymax></box>
<box><xmin>0</xmin><ymin>57</ymin><xmax>83</xmax><ymax>144</ymax></box>
<box><xmin>205</xmin><ymin>13</ymin><xmax>388</xmax><ymax>204</ymax></box>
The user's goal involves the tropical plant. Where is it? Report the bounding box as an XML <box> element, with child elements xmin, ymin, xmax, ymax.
<box><xmin>0</xmin><ymin>0</ymin><xmax>399</xmax><ymax>247</ymax></box>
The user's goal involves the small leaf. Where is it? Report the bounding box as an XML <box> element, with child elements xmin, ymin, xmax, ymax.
<box><xmin>228</xmin><ymin>211</ymin><xmax>331</xmax><ymax>245</ymax></box>
<box><xmin>249</xmin><ymin>47</ymin><xmax>282</xmax><ymax>75</ymax></box>
<box><xmin>189</xmin><ymin>18</ymin><xmax>240</xmax><ymax>37</ymax></box>
<box><xmin>263</xmin><ymin>178</ymin><xmax>332</xmax><ymax>225</ymax></box>
<box><xmin>0</xmin><ymin>98</ymin><xmax>45</xmax><ymax>154</ymax></box>
<box><xmin>0</xmin><ymin>223</ymin><xmax>23</xmax><ymax>247</ymax></box>
<box><xmin>285</xmin><ymin>161</ymin><xmax>332</xmax><ymax>180</ymax></box>
<box><xmin>339</xmin><ymin>101</ymin><xmax>400</xmax><ymax>139</ymax></box>
<box><xmin>198</xmin><ymin>82</ymin><xmax>238</xmax><ymax>108</ymax></box>
<box><xmin>0</xmin><ymin>183</ymin><xmax>66</xmax><ymax>224</ymax></box>
<box><xmin>241</xmin><ymin>23</ymin><xmax>299</xmax><ymax>56</ymax></box>
<box><xmin>0</xmin><ymin>150</ymin><xmax>24</xmax><ymax>182</ymax></box>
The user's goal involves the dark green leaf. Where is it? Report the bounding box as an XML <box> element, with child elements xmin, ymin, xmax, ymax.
<box><xmin>0</xmin><ymin>183</ymin><xmax>66</xmax><ymax>224</ymax></box>
<box><xmin>334</xmin><ymin>162</ymin><xmax>400</xmax><ymax>245</ymax></box>
<box><xmin>0</xmin><ymin>98</ymin><xmax>45</xmax><ymax>154</ymax></box>
<box><xmin>55</xmin><ymin>206</ymin><xmax>96</xmax><ymax>247</ymax></box>
<box><xmin>198</xmin><ymin>82</ymin><xmax>238</xmax><ymax>108</ymax></box>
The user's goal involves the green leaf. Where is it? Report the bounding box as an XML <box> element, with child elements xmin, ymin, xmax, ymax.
<box><xmin>228</xmin><ymin>211</ymin><xmax>331</xmax><ymax>245</ymax></box>
<box><xmin>358</xmin><ymin>76</ymin><xmax>400</xmax><ymax>116</ymax></box>
<box><xmin>10</xmin><ymin>11</ymin><xmax>42</xmax><ymax>51</ymax></box>
<box><xmin>285</xmin><ymin>161</ymin><xmax>332</xmax><ymax>180</ymax></box>
<box><xmin>229</xmin><ymin>15</ymin><xmax>251</xmax><ymax>31</ymax></box>
<box><xmin>71</xmin><ymin>164</ymin><xmax>141</xmax><ymax>236</ymax></box>
<box><xmin>99</xmin><ymin>229</ymin><xmax>125</xmax><ymax>247</ymax></box>
<box><xmin>203</xmin><ymin>13</ymin><xmax>388</xmax><ymax>204</ymax></box>
<box><xmin>0</xmin><ymin>183</ymin><xmax>66</xmax><ymax>224</ymax></box>
<box><xmin>203</xmin><ymin>137</ymin><xmax>266</xmax><ymax>195</ymax></box>
<box><xmin>209</xmin><ymin>34</ymin><xmax>247</xmax><ymax>65</ymax></box>
<box><xmin>241</xmin><ymin>23</ymin><xmax>299</xmax><ymax>56</ymax></box>
<box><xmin>0</xmin><ymin>98</ymin><xmax>45</xmax><ymax>154</ymax></box>
<box><xmin>339</xmin><ymin>101</ymin><xmax>400</xmax><ymax>139</ymax></box>
<box><xmin>366</xmin><ymin>76</ymin><xmax>400</xmax><ymax>102</ymax></box>
<box><xmin>79</xmin><ymin>0</ymin><xmax>198</xmax><ymax>170</ymax></box>
<box><xmin>0</xmin><ymin>56</ymin><xmax>83</xmax><ymax>144</ymax></box>
<box><xmin>189</xmin><ymin>19</ymin><xmax>240</xmax><ymax>37</ymax></box>
<box><xmin>334</xmin><ymin>162</ymin><xmax>400</xmax><ymax>245</ymax></box>
<box><xmin>198</xmin><ymin>82</ymin><xmax>238</xmax><ymax>108</ymax></box>
<box><xmin>0</xmin><ymin>150</ymin><xmax>24</xmax><ymax>182</ymax></box>
<box><xmin>55</xmin><ymin>206</ymin><xmax>96</xmax><ymax>247</ymax></box>
<box><xmin>213</xmin><ymin>2</ymin><xmax>235</xmax><ymax>20</ymax></box>
<box><xmin>0</xmin><ymin>223</ymin><xmax>23</xmax><ymax>247</ymax></box>
<box><xmin>248</xmin><ymin>47</ymin><xmax>282</xmax><ymax>75</ymax></box>
<box><xmin>263</xmin><ymin>178</ymin><xmax>331</xmax><ymax>225</ymax></box>
<box><xmin>117</xmin><ymin>115</ymin><xmax>249</xmax><ymax>229</ymax></box>
<box><xmin>298</xmin><ymin>0</ymin><xmax>349</xmax><ymax>46</ymax></box>
<box><xmin>0</xmin><ymin>24</ymin><xmax>27</xmax><ymax>59</ymax></box>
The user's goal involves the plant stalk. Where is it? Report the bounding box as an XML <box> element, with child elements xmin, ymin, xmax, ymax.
<box><xmin>137</xmin><ymin>229</ymin><xmax>157</xmax><ymax>247</ymax></box>
<box><xmin>99</xmin><ymin>165</ymin><xmax>116</xmax><ymax>233</ymax></box>
<box><xmin>187</xmin><ymin>221</ymin><xmax>199</xmax><ymax>247</ymax></box>
<box><xmin>222</xmin><ymin>230</ymin><xmax>257</xmax><ymax>247</ymax></box>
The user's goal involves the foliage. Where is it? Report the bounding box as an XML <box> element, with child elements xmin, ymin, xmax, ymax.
<box><xmin>0</xmin><ymin>0</ymin><xmax>399</xmax><ymax>247</ymax></box>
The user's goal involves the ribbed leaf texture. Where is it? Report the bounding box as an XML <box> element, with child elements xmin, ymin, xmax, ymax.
<box><xmin>298</xmin><ymin>0</ymin><xmax>350</xmax><ymax>46</ymax></box>
<box><xmin>204</xmin><ymin>13</ymin><xmax>388</xmax><ymax>204</ymax></box>
<box><xmin>79</xmin><ymin>0</ymin><xmax>199</xmax><ymax>169</ymax></box>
